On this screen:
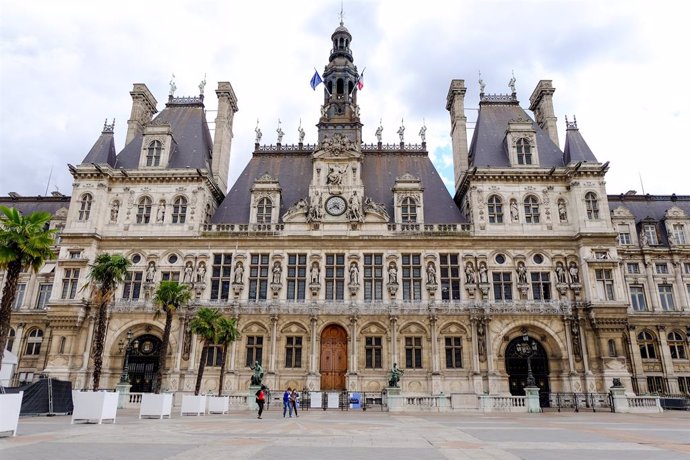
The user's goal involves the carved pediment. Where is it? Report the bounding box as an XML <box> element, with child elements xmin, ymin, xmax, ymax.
<box><xmin>611</xmin><ymin>205</ymin><xmax>634</xmax><ymax>218</ymax></box>
<box><xmin>313</xmin><ymin>133</ymin><xmax>360</xmax><ymax>159</ymax></box>
<box><xmin>665</xmin><ymin>205</ymin><xmax>688</xmax><ymax>219</ymax></box>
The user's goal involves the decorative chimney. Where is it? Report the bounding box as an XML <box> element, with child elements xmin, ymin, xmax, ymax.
<box><xmin>211</xmin><ymin>82</ymin><xmax>238</xmax><ymax>193</ymax></box>
<box><xmin>125</xmin><ymin>83</ymin><xmax>158</xmax><ymax>146</ymax></box>
<box><xmin>446</xmin><ymin>79</ymin><xmax>468</xmax><ymax>192</ymax></box>
<box><xmin>529</xmin><ymin>80</ymin><xmax>559</xmax><ymax>147</ymax></box>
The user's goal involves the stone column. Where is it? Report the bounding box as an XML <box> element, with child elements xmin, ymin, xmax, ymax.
<box><xmin>349</xmin><ymin>314</ymin><xmax>358</xmax><ymax>374</ymax></box>
<box><xmin>644</xmin><ymin>260</ymin><xmax>660</xmax><ymax>310</ymax></box>
<box><xmin>309</xmin><ymin>315</ymin><xmax>318</xmax><ymax>374</ymax></box>
<box><xmin>563</xmin><ymin>318</ymin><xmax>576</xmax><ymax>374</ymax></box>
<box><xmin>174</xmin><ymin>317</ymin><xmax>186</xmax><ymax>372</ymax></box>
<box><xmin>269</xmin><ymin>315</ymin><xmax>278</xmax><ymax>372</ymax></box>
<box><xmin>469</xmin><ymin>318</ymin><xmax>480</xmax><ymax>373</ymax></box>
<box><xmin>187</xmin><ymin>334</ymin><xmax>198</xmax><ymax>371</ymax></box>
<box><xmin>389</xmin><ymin>315</ymin><xmax>398</xmax><ymax>366</ymax></box>
<box><xmin>627</xmin><ymin>328</ymin><xmax>647</xmax><ymax>393</ymax></box>
<box><xmin>656</xmin><ymin>325</ymin><xmax>678</xmax><ymax>393</ymax></box>
<box><xmin>229</xmin><ymin>314</ymin><xmax>239</xmax><ymax>372</ymax></box>
<box><xmin>10</xmin><ymin>323</ymin><xmax>25</xmax><ymax>356</ymax></box>
<box><xmin>429</xmin><ymin>312</ymin><xmax>439</xmax><ymax>374</ymax></box>
<box><xmin>673</xmin><ymin>261</ymin><xmax>689</xmax><ymax>310</ymax></box>
<box><xmin>81</xmin><ymin>316</ymin><xmax>95</xmax><ymax>371</ymax></box>
<box><xmin>484</xmin><ymin>318</ymin><xmax>494</xmax><ymax>373</ymax></box>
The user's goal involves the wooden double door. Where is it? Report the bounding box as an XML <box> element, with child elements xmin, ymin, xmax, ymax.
<box><xmin>320</xmin><ymin>325</ymin><xmax>347</xmax><ymax>390</ymax></box>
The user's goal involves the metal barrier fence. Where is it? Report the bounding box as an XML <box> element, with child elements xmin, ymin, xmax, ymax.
<box><xmin>298</xmin><ymin>390</ymin><xmax>387</xmax><ymax>411</ymax></box>
<box><xmin>549</xmin><ymin>392</ymin><xmax>613</xmax><ymax>412</ymax></box>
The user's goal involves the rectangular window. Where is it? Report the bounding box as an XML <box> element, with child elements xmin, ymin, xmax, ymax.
<box><xmin>444</xmin><ymin>336</ymin><xmax>462</xmax><ymax>368</ymax></box>
<box><xmin>245</xmin><ymin>336</ymin><xmax>263</xmax><ymax>367</ymax></box>
<box><xmin>365</xmin><ymin>336</ymin><xmax>382</xmax><ymax>369</ymax></box>
<box><xmin>629</xmin><ymin>285</ymin><xmax>647</xmax><ymax>311</ymax></box>
<box><xmin>204</xmin><ymin>345</ymin><xmax>224</xmax><ymax>367</ymax></box>
<box><xmin>684</xmin><ymin>263</ymin><xmax>690</xmax><ymax>275</ymax></box>
<box><xmin>35</xmin><ymin>283</ymin><xmax>52</xmax><ymax>309</ymax></box>
<box><xmin>617</xmin><ymin>224</ymin><xmax>632</xmax><ymax>245</ymax></box>
<box><xmin>286</xmin><ymin>254</ymin><xmax>307</xmax><ymax>301</ymax></box>
<box><xmin>248</xmin><ymin>253</ymin><xmax>270</xmax><ymax>301</ymax></box>
<box><xmin>285</xmin><ymin>336</ymin><xmax>302</xmax><ymax>368</ymax></box>
<box><xmin>658</xmin><ymin>284</ymin><xmax>675</xmax><ymax>311</ymax></box>
<box><xmin>325</xmin><ymin>254</ymin><xmax>345</xmax><ymax>301</ymax></box>
<box><xmin>404</xmin><ymin>336</ymin><xmax>423</xmax><ymax>369</ymax></box>
<box><xmin>13</xmin><ymin>283</ymin><xmax>26</xmax><ymax>309</ymax></box>
<box><xmin>595</xmin><ymin>269</ymin><xmax>615</xmax><ymax>301</ymax></box>
<box><xmin>61</xmin><ymin>268</ymin><xmax>80</xmax><ymax>300</ymax></box>
<box><xmin>678</xmin><ymin>377</ymin><xmax>690</xmax><ymax>395</ymax></box>
<box><xmin>122</xmin><ymin>271</ymin><xmax>143</xmax><ymax>300</ymax></box>
<box><xmin>531</xmin><ymin>272</ymin><xmax>551</xmax><ymax>301</ymax></box>
<box><xmin>643</xmin><ymin>224</ymin><xmax>658</xmax><ymax>245</ymax></box>
<box><xmin>363</xmin><ymin>254</ymin><xmax>384</xmax><ymax>301</ymax></box>
<box><xmin>626</xmin><ymin>262</ymin><xmax>640</xmax><ymax>274</ymax></box>
<box><xmin>647</xmin><ymin>376</ymin><xmax>666</xmax><ymax>394</ymax></box>
<box><xmin>655</xmin><ymin>263</ymin><xmax>669</xmax><ymax>275</ymax></box>
<box><xmin>210</xmin><ymin>253</ymin><xmax>233</xmax><ymax>301</ymax></box>
<box><xmin>69</xmin><ymin>250</ymin><xmax>82</xmax><ymax>259</ymax></box>
<box><xmin>401</xmin><ymin>253</ymin><xmax>422</xmax><ymax>301</ymax></box>
<box><xmin>672</xmin><ymin>224</ymin><xmax>687</xmax><ymax>245</ymax></box>
<box><xmin>161</xmin><ymin>271</ymin><xmax>180</xmax><ymax>282</ymax></box>
<box><xmin>492</xmin><ymin>272</ymin><xmax>513</xmax><ymax>301</ymax></box>
<box><xmin>439</xmin><ymin>254</ymin><xmax>461</xmax><ymax>301</ymax></box>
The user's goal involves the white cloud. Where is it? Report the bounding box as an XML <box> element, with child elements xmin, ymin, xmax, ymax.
<box><xmin>1</xmin><ymin>0</ymin><xmax>688</xmax><ymax>197</ymax></box>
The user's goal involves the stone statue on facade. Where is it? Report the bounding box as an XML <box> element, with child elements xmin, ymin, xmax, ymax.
<box><xmin>327</xmin><ymin>165</ymin><xmax>347</xmax><ymax>186</ymax></box>
<box><xmin>397</xmin><ymin>119</ymin><xmax>405</xmax><ymax>143</ymax></box>
<box><xmin>183</xmin><ymin>261</ymin><xmax>194</xmax><ymax>284</ymax></box>
<box><xmin>157</xmin><ymin>200</ymin><xmax>166</xmax><ymax>223</ymax></box>
<box><xmin>255</xmin><ymin>119</ymin><xmax>262</xmax><ymax>144</ymax></box>
<box><xmin>426</xmin><ymin>262</ymin><xmax>436</xmax><ymax>284</ymax></box>
<box><xmin>419</xmin><ymin>124</ymin><xmax>426</xmax><ymax>143</ymax></box>
<box><xmin>169</xmin><ymin>74</ymin><xmax>176</xmax><ymax>96</ymax></box>
<box><xmin>196</xmin><ymin>261</ymin><xmax>206</xmax><ymax>283</ymax></box>
<box><xmin>110</xmin><ymin>200</ymin><xmax>119</xmax><ymax>223</ymax></box>
<box><xmin>146</xmin><ymin>261</ymin><xmax>156</xmax><ymax>283</ymax></box>
<box><xmin>349</xmin><ymin>262</ymin><xmax>359</xmax><ymax>285</ymax></box>
<box><xmin>508</xmin><ymin>71</ymin><xmax>516</xmax><ymax>93</ymax></box>
<box><xmin>478</xmin><ymin>70</ymin><xmax>486</xmax><ymax>94</ymax></box>
<box><xmin>465</xmin><ymin>262</ymin><xmax>476</xmax><ymax>284</ymax></box>
<box><xmin>558</xmin><ymin>199</ymin><xmax>567</xmax><ymax>222</ymax></box>
<box><xmin>375</xmin><ymin>120</ymin><xmax>383</xmax><ymax>143</ymax></box>
<box><xmin>250</xmin><ymin>361</ymin><xmax>264</xmax><ymax>385</ymax></box>
<box><xmin>233</xmin><ymin>261</ymin><xmax>244</xmax><ymax>284</ymax></box>
<box><xmin>478</xmin><ymin>262</ymin><xmax>488</xmax><ymax>284</ymax></box>
<box><xmin>310</xmin><ymin>262</ymin><xmax>320</xmax><ymax>284</ymax></box>
<box><xmin>388</xmin><ymin>262</ymin><xmax>398</xmax><ymax>284</ymax></box>
<box><xmin>510</xmin><ymin>199</ymin><xmax>519</xmax><ymax>222</ymax></box>
<box><xmin>276</xmin><ymin>119</ymin><xmax>284</xmax><ymax>144</ymax></box>
<box><xmin>555</xmin><ymin>262</ymin><xmax>566</xmax><ymax>284</ymax></box>
<box><xmin>349</xmin><ymin>191</ymin><xmax>362</xmax><ymax>221</ymax></box>
<box><xmin>298</xmin><ymin>122</ymin><xmax>305</xmax><ymax>144</ymax></box>
<box><xmin>272</xmin><ymin>261</ymin><xmax>282</xmax><ymax>284</ymax></box>
<box><xmin>388</xmin><ymin>363</ymin><xmax>404</xmax><ymax>388</ymax></box>
<box><xmin>568</xmin><ymin>262</ymin><xmax>580</xmax><ymax>284</ymax></box>
<box><xmin>517</xmin><ymin>262</ymin><xmax>528</xmax><ymax>284</ymax></box>
<box><xmin>199</xmin><ymin>74</ymin><xmax>206</xmax><ymax>95</ymax></box>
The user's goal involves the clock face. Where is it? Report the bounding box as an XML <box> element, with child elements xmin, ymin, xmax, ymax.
<box><xmin>326</xmin><ymin>196</ymin><xmax>347</xmax><ymax>216</ymax></box>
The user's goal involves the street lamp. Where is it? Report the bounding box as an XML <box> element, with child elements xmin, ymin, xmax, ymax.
<box><xmin>516</xmin><ymin>328</ymin><xmax>538</xmax><ymax>388</ymax></box>
<box><xmin>118</xmin><ymin>329</ymin><xmax>139</xmax><ymax>384</ymax></box>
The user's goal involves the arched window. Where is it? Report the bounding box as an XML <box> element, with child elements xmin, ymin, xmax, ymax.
<box><xmin>668</xmin><ymin>331</ymin><xmax>688</xmax><ymax>360</ymax></box>
<box><xmin>6</xmin><ymin>328</ymin><xmax>15</xmax><ymax>351</ymax></box>
<box><xmin>523</xmin><ymin>195</ymin><xmax>540</xmax><ymax>223</ymax></box>
<box><xmin>136</xmin><ymin>197</ymin><xmax>152</xmax><ymax>224</ymax></box>
<box><xmin>146</xmin><ymin>140</ymin><xmax>162</xmax><ymax>166</ymax></box>
<box><xmin>585</xmin><ymin>192</ymin><xmax>599</xmax><ymax>220</ymax></box>
<box><xmin>608</xmin><ymin>339</ymin><xmax>617</xmax><ymax>357</ymax></box>
<box><xmin>638</xmin><ymin>330</ymin><xmax>657</xmax><ymax>359</ymax></box>
<box><xmin>488</xmin><ymin>195</ymin><xmax>503</xmax><ymax>224</ymax></box>
<box><xmin>401</xmin><ymin>197</ymin><xmax>418</xmax><ymax>223</ymax></box>
<box><xmin>58</xmin><ymin>336</ymin><xmax>67</xmax><ymax>354</ymax></box>
<box><xmin>25</xmin><ymin>328</ymin><xmax>43</xmax><ymax>356</ymax></box>
<box><xmin>79</xmin><ymin>193</ymin><xmax>93</xmax><ymax>221</ymax></box>
<box><xmin>516</xmin><ymin>138</ymin><xmax>532</xmax><ymax>165</ymax></box>
<box><xmin>256</xmin><ymin>197</ymin><xmax>273</xmax><ymax>224</ymax></box>
<box><xmin>172</xmin><ymin>196</ymin><xmax>188</xmax><ymax>224</ymax></box>
<box><xmin>336</xmin><ymin>78</ymin><xmax>344</xmax><ymax>95</ymax></box>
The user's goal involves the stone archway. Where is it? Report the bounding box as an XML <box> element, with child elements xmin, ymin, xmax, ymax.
<box><xmin>505</xmin><ymin>335</ymin><xmax>550</xmax><ymax>406</ymax></box>
<box><xmin>126</xmin><ymin>334</ymin><xmax>162</xmax><ymax>393</ymax></box>
<box><xmin>320</xmin><ymin>324</ymin><xmax>348</xmax><ymax>390</ymax></box>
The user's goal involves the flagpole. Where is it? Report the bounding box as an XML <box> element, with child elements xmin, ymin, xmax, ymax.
<box><xmin>350</xmin><ymin>67</ymin><xmax>366</xmax><ymax>96</ymax></box>
<box><xmin>315</xmin><ymin>67</ymin><xmax>332</xmax><ymax>96</ymax></box>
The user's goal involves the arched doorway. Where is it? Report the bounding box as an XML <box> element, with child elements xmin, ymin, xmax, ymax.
<box><xmin>126</xmin><ymin>334</ymin><xmax>161</xmax><ymax>393</ymax></box>
<box><xmin>505</xmin><ymin>335</ymin><xmax>550</xmax><ymax>407</ymax></box>
<box><xmin>320</xmin><ymin>324</ymin><xmax>347</xmax><ymax>390</ymax></box>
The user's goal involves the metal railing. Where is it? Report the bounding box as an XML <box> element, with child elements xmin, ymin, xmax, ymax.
<box><xmin>549</xmin><ymin>392</ymin><xmax>613</xmax><ymax>412</ymax></box>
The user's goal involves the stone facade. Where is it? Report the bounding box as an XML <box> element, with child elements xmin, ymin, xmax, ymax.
<box><xmin>1</xmin><ymin>21</ymin><xmax>689</xmax><ymax>401</ymax></box>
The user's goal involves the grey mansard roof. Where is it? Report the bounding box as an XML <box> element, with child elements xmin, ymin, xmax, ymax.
<box><xmin>115</xmin><ymin>101</ymin><xmax>213</xmax><ymax>170</ymax></box>
<box><xmin>608</xmin><ymin>194</ymin><xmax>690</xmax><ymax>245</ymax></box>
<box><xmin>80</xmin><ymin>130</ymin><xmax>117</xmax><ymax>166</ymax></box>
<box><xmin>564</xmin><ymin>124</ymin><xmax>598</xmax><ymax>164</ymax></box>
<box><xmin>0</xmin><ymin>195</ymin><xmax>71</xmax><ymax>216</ymax></box>
<box><xmin>212</xmin><ymin>147</ymin><xmax>466</xmax><ymax>224</ymax></box>
<box><xmin>469</xmin><ymin>99</ymin><xmax>565</xmax><ymax>168</ymax></box>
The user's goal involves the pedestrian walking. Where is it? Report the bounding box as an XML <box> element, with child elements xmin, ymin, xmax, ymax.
<box><xmin>256</xmin><ymin>384</ymin><xmax>267</xmax><ymax>419</ymax></box>
<box><xmin>290</xmin><ymin>388</ymin><xmax>299</xmax><ymax>417</ymax></box>
<box><xmin>283</xmin><ymin>387</ymin><xmax>293</xmax><ymax>417</ymax></box>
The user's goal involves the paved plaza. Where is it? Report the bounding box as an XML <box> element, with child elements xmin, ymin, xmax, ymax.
<box><xmin>1</xmin><ymin>407</ymin><xmax>690</xmax><ymax>460</ymax></box>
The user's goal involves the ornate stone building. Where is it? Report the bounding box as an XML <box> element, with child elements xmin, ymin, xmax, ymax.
<box><xmin>2</xmin><ymin>21</ymin><xmax>689</xmax><ymax>402</ymax></box>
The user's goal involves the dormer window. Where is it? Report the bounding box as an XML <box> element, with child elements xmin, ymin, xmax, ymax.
<box><xmin>516</xmin><ymin>138</ymin><xmax>532</xmax><ymax>165</ymax></box>
<box><xmin>256</xmin><ymin>198</ymin><xmax>273</xmax><ymax>224</ymax></box>
<box><xmin>585</xmin><ymin>192</ymin><xmax>599</xmax><ymax>219</ymax></box>
<box><xmin>136</xmin><ymin>197</ymin><xmax>152</xmax><ymax>224</ymax></box>
<box><xmin>523</xmin><ymin>195</ymin><xmax>540</xmax><ymax>223</ymax></box>
<box><xmin>642</xmin><ymin>224</ymin><xmax>658</xmax><ymax>245</ymax></box>
<box><xmin>78</xmin><ymin>193</ymin><xmax>93</xmax><ymax>221</ymax></box>
<box><xmin>172</xmin><ymin>196</ymin><xmax>187</xmax><ymax>224</ymax></box>
<box><xmin>401</xmin><ymin>197</ymin><xmax>418</xmax><ymax>223</ymax></box>
<box><xmin>146</xmin><ymin>140</ymin><xmax>162</xmax><ymax>166</ymax></box>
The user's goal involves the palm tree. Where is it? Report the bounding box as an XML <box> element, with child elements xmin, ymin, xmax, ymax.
<box><xmin>189</xmin><ymin>307</ymin><xmax>222</xmax><ymax>395</ymax></box>
<box><xmin>152</xmin><ymin>280</ymin><xmax>191</xmax><ymax>394</ymax></box>
<box><xmin>0</xmin><ymin>206</ymin><xmax>55</xmax><ymax>371</ymax></box>
<box><xmin>216</xmin><ymin>316</ymin><xmax>239</xmax><ymax>395</ymax></box>
<box><xmin>86</xmin><ymin>253</ymin><xmax>131</xmax><ymax>390</ymax></box>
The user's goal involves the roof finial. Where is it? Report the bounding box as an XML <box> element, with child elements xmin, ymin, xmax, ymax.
<box><xmin>565</xmin><ymin>114</ymin><xmax>578</xmax><ymax>129</ymax></box>
<box><xmin>169</xmin><ymin>73</ymin><xmax>177</xmax><ymax>96</ymax></box>
<box><xmin>255</xmin><ymin>119</ymin><xmax>262</xmax><ymax>144</ymax></box>
<box><xmin>276</xmin><ymin>119</ymin><xmax>284</xmax><ymax>144</ymax></box>
<box><xmin>102</xmin><ymin>118</ymin><xmax>115</xmax><ymax>133</ymax></box>
<box><xmin>298</xmin><ymin>118</ymin><xmax>305</xmax><ymax>144</ymax></box>
<box><xmin>478</xmin><ymin>70</ymin><xmax>486</xmax><ymax>94</ymax></box>
<box><xmin>199</xmin><ymin>73</ymin><xmax>207</xmax><ymax>96</ymax></box>
<box><xmin>339</xmin><ymin>0</ymin><xmax>344</xmax><ymax>25</ymax></box>
<box><xmin>508</xmin><ymin>70</ymin><xmax>516</xmax><ymax>93</ymax></box>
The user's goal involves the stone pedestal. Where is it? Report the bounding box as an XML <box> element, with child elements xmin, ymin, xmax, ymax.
<box><xmin>115</xmin><ymin>382</ymin><xmax>131</xmax><ymax>409</ymax></box>
<box><xmin>249</xmin><ymin>385</ymin><xmax>260</xmax><ymax>411</ymax></box>
<box><xmin>609</xmin><ymin>386</ymin><xmax>629</xmax><ymax>413</ymax></box>
<box><xmin>386</xmin><ymin>387</ymin><xmax>403</xmax><ymax>412</ymax></box>
<box><xmin>524</xmin><ymin>386</ymin><xmax>541</xmax><ymax>413</ymax></box>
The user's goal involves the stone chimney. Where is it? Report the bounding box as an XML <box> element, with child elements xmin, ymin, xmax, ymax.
<box><xmin>211</xmin><ymin>82</ymin><xmax>239</xmax><ymax>193</ymax></box>
<box><xmin>125</xmin><ymin>84</ymin><xmax>158</xmax><ymax>146</ymax></box>
<box><xmin>529</xmin><ymin>80</ymin><xmax>559</xmax><ymax>147</ymax></box>
<box><xmin>446</xmin><ymin>79</ymin><xmax>468</xmax><ymax>192</ymax></box>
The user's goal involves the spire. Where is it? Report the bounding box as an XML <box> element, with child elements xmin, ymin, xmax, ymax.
<box><xmin>563</xmin><ymin>115</ymin><xmax>598</xmax><ymax>164</ymax></box>
<box><xmin>81</xmin><ymin>119</ymin><xmax>117</xmax><ymax>166</ymax></box>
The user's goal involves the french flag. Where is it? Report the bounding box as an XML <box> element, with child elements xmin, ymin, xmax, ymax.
<box><xmin>356</xmin><ymin>69</ymin><xmax>365</xmax><ymax>90</ymax></box>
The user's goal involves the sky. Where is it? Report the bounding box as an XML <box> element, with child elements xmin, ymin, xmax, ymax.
<box><xmin>1</xmin><ymin>0</ymin><xmax>689</xmax><ymax>198</ymax></box>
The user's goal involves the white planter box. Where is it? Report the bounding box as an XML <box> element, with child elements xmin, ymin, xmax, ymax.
<box><xmin>207</xmin><ymin>396</ymin><xmax>229</xmax><ymax>414</ymax></box>
<box><xmin>181</xmin><ymin>395</ymin><xmax>207</xmax><ymax>416</ymax></box>
<box><xmin>139</xmin><ymin>393</ymin><xmax>173</xmax><ymax>419</ymax></box>
<box><xmin>71</xmin><ymin>391</ymin><xmax>118</xmax><ymax>424</ymax></box>
<box><xmin>0</xmin><ymin>392</ymin><xmax>23</xmax><ymax>436</ymax></box>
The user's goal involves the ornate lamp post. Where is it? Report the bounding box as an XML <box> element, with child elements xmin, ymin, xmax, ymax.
<box><xmin>516</xmin><ymin>328</ymin><xmax>538</xmax><ymax>388</ymax></box>
<box><xmin>118</xmin><ymin>329</ymin><xmax>139</xmax><ymax>384</ymax></box>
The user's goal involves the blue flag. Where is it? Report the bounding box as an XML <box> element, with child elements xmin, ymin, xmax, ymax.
<box><xmin>310</xmin><ymin>70</ymin><xmax>323</xmax><ymax>90</ymax></box>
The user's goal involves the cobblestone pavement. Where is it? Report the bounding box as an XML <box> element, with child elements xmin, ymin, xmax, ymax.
<box><xmin>1</xmin><ymin>408</ymin><xmax>690</xmax><ymax>459</ymax></box>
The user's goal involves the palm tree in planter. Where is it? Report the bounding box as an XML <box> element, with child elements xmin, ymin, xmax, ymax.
<box><xmin>86</xmin><ymin>253</ymin><xmax>131</xmax><ymax>390</ymax></box>
<box><xmin>189</xmin><ymin>307</ymin><xmax>222</xmax><ymax>395</ymax></box>
<box><xmin>216</xmin><ymin>316</ymin><xmax>239</xmax><ymax>395</ymax></box>
<box><xmin>152</xmin><ymin>280</ymin><xmax>191</xmax><ymax>393</ymax></box>
<box><xmin>0</xmin><ymin>206</ymin><xmax>55</xmax><ymax>371</ymax></box>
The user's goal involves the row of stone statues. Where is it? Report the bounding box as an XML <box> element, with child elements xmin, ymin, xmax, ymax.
<box><xmin>140</xmin><ymin>260</ymin><xmax>207</xmax><ymax>284</ymax></box>
<box><xmin>252</xmin><ymin>119</ymin><xmax>427</xmax><ymax>144</ymax></box>
<box><xmin>463</xmin><ymin>260</ymin><xmax>579</xmax><ymax>285</ymax></box>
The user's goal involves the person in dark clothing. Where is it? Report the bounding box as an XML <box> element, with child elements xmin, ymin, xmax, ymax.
<box><xmin>283</xmin><ymin>387</ymin><xmax>293</xmax><ymax>417</ymax></box>
<box><xmin>290</xmin><ymin>389</ymin><xmax>299</xmax><ymax>417</ymax></box>
<box><xmin>256</xmin><ymin>384</ymin><xmax>267</xmax><ymax>419</ymax></box>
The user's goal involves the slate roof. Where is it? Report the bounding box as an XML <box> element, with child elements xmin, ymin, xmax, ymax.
<box><xmin>212</xmin><ymin>148</ymin><xmax>465</xmax><ymax>224</ymax></box>
<box><xmin>564</xmin><ymin>125</ymin><xmax>598</xmax><ymax>164</ymax></box>
<box><xmin>608</xmin><ymin>194</ymin><xmax>690</xmax><ymax>246</ymax></box>
<box><xmin>81</xmin><ymin>131</ymin><xmax>116</xmax><ymax>166</ymax></box>
<box><xmin>0</xmin><ymin>196</ymin><xmax>71</xmax><ymax>216</ymax></box>
<box><xmin>115</xmin><ymin>102</ymin><xmax>213</xmax><ymax>170</ymax></box>
<box><xmin>468</xmin><ymin>100</ymin><xmax>565</xmax><ymax>168</ymax></box>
